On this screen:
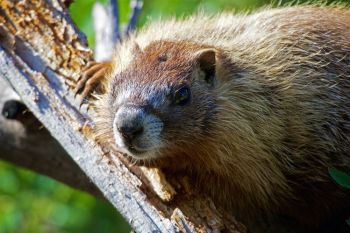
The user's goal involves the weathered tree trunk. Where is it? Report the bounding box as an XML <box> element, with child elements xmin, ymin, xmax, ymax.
<box><xmin>0</xmin><ymin>1</ymin><xmax>245</xmax><ymax>232</ymax></box>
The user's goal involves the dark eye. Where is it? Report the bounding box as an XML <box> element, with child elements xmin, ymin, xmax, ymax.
<box><xmin>173</xmin><ymin>86</ymin><xmax>191</xmax><ymax>106</ymax></box>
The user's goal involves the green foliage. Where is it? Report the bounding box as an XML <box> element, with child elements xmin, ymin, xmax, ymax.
<box><xmin>329</xmin><ymin>167</ymin><xmax>350</xmax><ymax>189</ymax></box>
<box><xmin>0</xmin><ymin>161</ymin><xmax>131</xmax><ymax>233</ymax></box>
<box><xmin>70</xmin><ymin>0</ymin><xmax>132</xmax><ymax>46</ymax></box>
<box><xmin>329</xmin><ymin>168</ymin><xmax>350</xmax><ymax>226</ymax></box>
<box><xmin>2</xmin><ymin>0</ymin><xmax>350</xmax><ymax>232</ymax></box>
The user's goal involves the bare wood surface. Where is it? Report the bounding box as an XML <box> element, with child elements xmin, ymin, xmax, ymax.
<box><xmin>0</xmin><ymin>1</ymin><xmax>246</xmax><ymax>232</ymax></box>
<box><xmin>93</xmin><ymin>2</ymin><xmax>117</xmax><ymax>61</ymax></box>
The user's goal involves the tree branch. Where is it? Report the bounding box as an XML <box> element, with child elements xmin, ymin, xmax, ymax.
<box><xmin>108</xmin><ymin>0</ymin><xmax>121</xmax><ymax>43</ymax></box>
<box><xmin>0</xmin><ymin>77</ymin><xmax>103</xmax><ymax>198</ymax></box>
<box><xmin>125</xmin><ymin>0</ymin><xmax>143</xmax><ymax>36</ymax></box>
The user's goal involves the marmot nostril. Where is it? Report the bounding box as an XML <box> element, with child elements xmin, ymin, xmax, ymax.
<box><xmin>118</xmin><ymin>124</ymin><xmax>144</xmax><ymax>142</ymax></box>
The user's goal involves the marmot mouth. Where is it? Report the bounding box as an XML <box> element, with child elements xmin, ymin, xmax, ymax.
<box><xmin>127</xmin><ymin>146</ymin><xmax>148</xmax><ymax>156</ymax></box>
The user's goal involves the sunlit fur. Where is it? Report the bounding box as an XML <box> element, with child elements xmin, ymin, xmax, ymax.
<box><xmin>93</xmin><ymin>5</ymin><xmax>350</xmax><ymax>230</ymax></box>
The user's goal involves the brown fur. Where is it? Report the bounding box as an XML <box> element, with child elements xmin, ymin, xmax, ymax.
<box><xmin>81</xmin><ymin>6</ymin><xmax>350</xmax><ymax>232</ymax></box>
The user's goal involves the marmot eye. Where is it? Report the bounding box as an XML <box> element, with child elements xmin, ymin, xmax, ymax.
<box><xmin>173</xmin><ymin>86</ymin><xmax>191</xmax><ymax>106</ymax></box>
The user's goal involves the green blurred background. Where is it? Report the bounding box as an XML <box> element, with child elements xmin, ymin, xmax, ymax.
<box><xmin>1</xmin><ymin>0</ymin><xmax>349</xmax><ymax>232</ymax></box>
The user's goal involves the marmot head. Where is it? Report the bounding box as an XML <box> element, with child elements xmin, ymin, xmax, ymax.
<box><xmin>97</xmin><ymin>41</ymin><xmax>227</xmax><ymax>161</ymax></box>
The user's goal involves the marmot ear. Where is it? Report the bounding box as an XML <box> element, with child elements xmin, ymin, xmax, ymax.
<box><xmin>194</xmin><ymin>49</ymin><xmax>216</xmax><ymax>86</ymax></box>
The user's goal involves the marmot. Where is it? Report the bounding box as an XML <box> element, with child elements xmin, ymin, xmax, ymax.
<box><xmin>75</xmin><ymin>6</ymin><xmax>350</xmax><ymax>232</ymax></box>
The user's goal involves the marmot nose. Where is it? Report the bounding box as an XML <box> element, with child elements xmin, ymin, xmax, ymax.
<box><xmin>115</xmin><ymin>105</ymin><xmax>146</xmax><ymax>145</ymax></box>
<box><xmin>118</xmin><ymin>124</ymin><xmax>144</xmax><ymax>142</ymax></box>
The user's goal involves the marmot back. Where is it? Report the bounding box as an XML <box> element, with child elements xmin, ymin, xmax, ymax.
<box><xmin>76</xmin><ymin>6</ymin><xmax>350</xmax><ymax>232</ymax></box>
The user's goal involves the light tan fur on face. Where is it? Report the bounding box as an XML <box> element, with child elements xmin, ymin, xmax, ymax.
<box><xmin>92</xmin><ymin>5</ymin><xmax>350</xmax><ymax>230</ymax></box>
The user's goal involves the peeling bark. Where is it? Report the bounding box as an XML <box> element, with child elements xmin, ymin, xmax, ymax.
<box><xmin>0</xmin><ymin>1</ymin><xmax>245</xmax><ymax>232</ymax></box>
